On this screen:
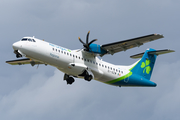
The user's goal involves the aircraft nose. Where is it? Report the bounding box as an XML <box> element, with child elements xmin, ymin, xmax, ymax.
<box><xmin>12</xmin><ymin>42</ymin><xmax>21</xmax><ymax>50</ymax></box>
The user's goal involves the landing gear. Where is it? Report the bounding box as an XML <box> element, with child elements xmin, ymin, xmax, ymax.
<box><xmin>14</xmin><ymin>50</ymin><xmax>22</xmax><ymax>58</ymax></box>
<box><xmin>84</xmin><ymin>75</ymin><xmax>93</xmax><ymax>81</ymax></box>
<box><xmin>64</xmin><ymin>74</ymin><xmax>75</xmax><ymax>85</ymax></box>
<box><xmin>63</xmin><ymin>72</ymin><xmax>93</xmax><ymax>85</ymax></box>
<box><xmin>66</xmin><ymin>77</ymin><xmax>75</xmax><ymax>85</ymax></box>
<box><xmin>79</xmin><ymin>70</ymin><xmax>93</xmax><ymax>82</ymax></box>
<box><xmin>16</xmin><ymin>53</ymin><xmax>22</xmax><ymax>58</ymax></box>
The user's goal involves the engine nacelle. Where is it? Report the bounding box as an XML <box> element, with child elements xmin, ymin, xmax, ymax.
<box><xmin>89</xmin><ymin>43</ymin><xmax>107</xmax><ymax>55</ymax></box>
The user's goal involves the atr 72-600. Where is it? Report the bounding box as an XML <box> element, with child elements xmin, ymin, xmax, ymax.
<box><xmin>6</xmin><ymin>31</ymin><xmax>174</xmax><ymax>87</ymax></box>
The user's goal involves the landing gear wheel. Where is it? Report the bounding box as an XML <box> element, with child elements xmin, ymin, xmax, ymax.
<box><xmin>66</xmin><ymin>77</ymin><xmax>75</xmax><ymax>85</ymax></box>
<box><xmin>16</xmin><ymin>54</ymin><xmax>22</xmax><ymax>58</ymax></box>
<box><xmin>84</xmin><ymin>75</ymin><xmax>92</xmax><ymax>81</ymax></box>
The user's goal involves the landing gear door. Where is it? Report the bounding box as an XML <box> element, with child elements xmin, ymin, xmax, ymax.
<box><xmin>86</xmin><ymin>68</ymin><xmax>94</xmax><ymax>79</ymax></box>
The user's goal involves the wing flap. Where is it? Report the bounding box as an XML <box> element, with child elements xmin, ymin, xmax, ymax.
<box><xmin>101</xmin><ymin>34</ymin><xmax>163</xmax><ymax>55</ymax></box>
<box><xmin>6</xmin><ymin>58</ymin><xmax>44</xmax><ymax>65</ymax></box>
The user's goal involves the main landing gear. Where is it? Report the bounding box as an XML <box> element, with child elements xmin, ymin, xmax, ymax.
<box><xmin>63</xmin><ymin>73</ymin><xmax>93</xmax><ymax>85</ymax></box>
<box><xmin>64</xmin><ymin>74</ymin><xmax>75</xmax><ymax>85</ymax></box>
<box><xmin>84</xmin><ymin>75</ymin><xmax>93</xmax><ymax>81</ymax></box>
<box><xmin>79</xmin><ymin>70</ymin><xmax>93</xmax><ymax>82</ymax></box>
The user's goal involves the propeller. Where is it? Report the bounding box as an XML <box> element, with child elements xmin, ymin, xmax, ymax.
<box><xmin>78</xmin><ymin>31</ymin><xmax>97</xmax><ymax>51</ymax></box>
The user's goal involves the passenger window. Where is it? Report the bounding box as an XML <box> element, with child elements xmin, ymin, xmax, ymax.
<box><xmin>64</xmin><ymin>52</ymin><xmax>66</xmax><ymax>54</ymax></box>
<box><xmin>52</xmin><ymin>48</ymin><xmax>54</xmax><ymax>51</ymax></box>
<box><xmin>67</xmin><ymin>53</ymin><xmax>69</xmax><ymax>55</ymax></box>
<box><xmin>61</xmin><ymin>51</ymin><xmax>63</xmax><ymax>53</ymax></box>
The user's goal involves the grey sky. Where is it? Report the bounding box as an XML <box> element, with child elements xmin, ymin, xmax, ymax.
<box><xmin>1</xmin><ymin>0</ymin><xmax>180</xmax><ymax>120</ymax></box>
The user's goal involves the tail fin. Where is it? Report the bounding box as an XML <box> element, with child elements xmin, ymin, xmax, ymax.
<box><xmin>130</xmin><ymin>48</ymin><xmax>174</xmax><ymax>80</ymax></box>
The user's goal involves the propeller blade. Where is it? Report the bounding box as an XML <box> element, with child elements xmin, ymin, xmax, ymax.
<box><xmin>78</xmin><ymin>31</ymin><xmax>97</xmax><ymax>51</ymax></box>
<box><xmin>86</xmin><ymin>31</ymin><xmax>90</xmax><ymax>45</ymax></box>
<box><xmin>78</xmin><ymin>37</ymin><xmax>86</xmax><ymax>45</ymax></box>
<box><xmin>88</xmin><ymin>39</ymin><xmax>97</xmax><ymax>46</ymax></box>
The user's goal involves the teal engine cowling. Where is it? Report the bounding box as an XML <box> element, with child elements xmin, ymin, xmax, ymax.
<box><xmin>89</xmin><ymin>43</ymin><xmax>107</xmax><ymax>55</ymax></box>
<box><xmin>78</xmin><ymin>31</ymin><xmax>107</xmax><ymax>55</ymax></box>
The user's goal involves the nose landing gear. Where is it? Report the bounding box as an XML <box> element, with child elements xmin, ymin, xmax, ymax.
<box><xmin>14</xmin><ymin>50</ymin><xmax>22</xmax><ymax>58</ymax></box>
<box><xmin>16</xmin><ymin>54</ymin><xmax>22</xmax><ymax>58</ymax></box>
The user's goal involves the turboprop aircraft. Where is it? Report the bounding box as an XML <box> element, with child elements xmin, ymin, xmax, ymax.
<box><xmin>6</xmin><ymin>31</ymin><xmax>174</xmax><ymax>87</ymax></box>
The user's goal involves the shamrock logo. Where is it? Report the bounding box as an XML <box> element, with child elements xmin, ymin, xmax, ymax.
<box><xmin>141</xmin><ymin>59</ymin><xmax>151</xmax><ymax>74</ymax></box>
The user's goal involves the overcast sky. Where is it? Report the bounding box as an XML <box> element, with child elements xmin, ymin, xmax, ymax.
<box><xmin>0</xmin><ymin>0</ymin><xmax>180</xmax><ymax>120</ymax></box>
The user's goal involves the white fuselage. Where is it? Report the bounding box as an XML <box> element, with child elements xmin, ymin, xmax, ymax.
<box><xmin>13</xmin><ymin>37</ymin><xmax>132</xmax><ymax>85</ymax></box>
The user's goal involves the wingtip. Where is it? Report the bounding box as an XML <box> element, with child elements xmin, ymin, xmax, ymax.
<box><xmin>154</xmin><ymin>33</ymin><xmax>164</xmax><ymax>38</ymax></box>
<box><xmin>169</xmin><ymin>49</ymin><xmax>175</xmax><ymax>52</ymax></box>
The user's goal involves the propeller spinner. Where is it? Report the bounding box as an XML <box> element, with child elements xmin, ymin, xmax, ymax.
<box><xmin>78</xmin><ymin>31</ymin><xmax>97</xmax><ymax>51</ymax></box>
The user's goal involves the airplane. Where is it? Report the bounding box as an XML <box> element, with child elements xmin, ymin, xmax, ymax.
<box><xmin>6</xmin><ymin>31</ymin><xmax>174</xmax><ymax>87</ymax></box>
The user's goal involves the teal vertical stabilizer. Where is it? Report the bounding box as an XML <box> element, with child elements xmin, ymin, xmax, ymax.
<box><xmin>131</xmin><ymin>48</ymin><xmax>157</xmax><ymax>80</ymax></box>
<box><xmin>107</xmin><ymin>48</ymin><xmax>174</xmax><ymax>87</ymax></box>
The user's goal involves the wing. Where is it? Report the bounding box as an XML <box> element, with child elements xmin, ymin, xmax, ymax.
<box><xmin>101</xmin><ymin>34</ymin><xmax>164</xmax><ymax>55</ymax></box>
<box><xmin>6</xmin><ymin>58</ymin><xmax>45</xmax><ymax>66</ymax></box>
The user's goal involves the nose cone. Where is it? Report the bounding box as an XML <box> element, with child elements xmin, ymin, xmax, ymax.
<box><xmin>13</xmin><ymin>42</ymin><xmax>21</xmax><ymax>50</ymax></box>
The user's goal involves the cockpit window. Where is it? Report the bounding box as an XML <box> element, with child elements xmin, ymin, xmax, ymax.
<box><xmin>28</xmin><ymin>38</ymin><xmax>32</xmax><ymax>42</ymax></box>
<box><xmin>21</xmin><ymin>38</ymin><xmax>36</xmax><ymax>42</ymax></box>
<box><xmin>21</xmin><ymin>38</ymin><xmax>27</xmax><ymax>41</ymax></box>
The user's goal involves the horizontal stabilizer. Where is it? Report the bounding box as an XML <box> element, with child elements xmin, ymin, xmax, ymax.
<box><xmin>130</xmin><ymin>49</ymin><xmax>175</xmax><ymax>59</ymax></box>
